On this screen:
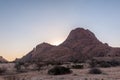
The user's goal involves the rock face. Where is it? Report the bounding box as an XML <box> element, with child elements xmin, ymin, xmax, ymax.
<box><xmin>19</xmin><ymin>28</ymin><xmax>120</xmax><ymax>62</ymax></box>
<box><xmin>20</xmin><ymin>42</ymin><xmax>55</xmax><ymax>62</ymax></box>
<box><xmin>0</xmin><ymin>56</ymin><xmax>8</xmax><ymax>63</ymax></box>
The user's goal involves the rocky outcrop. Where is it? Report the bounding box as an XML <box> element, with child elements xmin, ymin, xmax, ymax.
<box><xmin>19</xmin><ymin>28</ymin><xmax>120</xmax><ymax>62</ymax></box>
<box><xmin>20</xmin><ymin>42</ymin><xmax>55</xmax><ymax>62</ymax></box>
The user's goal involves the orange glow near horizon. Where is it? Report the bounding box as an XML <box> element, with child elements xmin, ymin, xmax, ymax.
<box><xmin>0</xmin><ymin>47</ymin><xmax>33</xmax><ymax>61</ymax></box>
<box><xmin>1</xmin><ymin>52</ymin><xmax>25</xmax><ymax>62</ymax></box>
<box><xmin>52</xmin><ymin>41</ymin><xmax>63</xmax><ymax>46</ymax></box>
<box><xmin>49</xmin><ymin>38</ymin><xmax>65</xmax><ymax>46</ymax></box>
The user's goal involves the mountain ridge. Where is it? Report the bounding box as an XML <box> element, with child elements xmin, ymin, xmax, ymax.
<box><xmin>19</xmin><ymin>28</ymin><xmax>120</xmax><ymax>62</ymax></box>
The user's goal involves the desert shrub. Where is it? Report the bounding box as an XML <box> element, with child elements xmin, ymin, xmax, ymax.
<box><xmin>110</xmin><ymin>60</ymin><xmax>120</xmax><ymax>67</ymax></box>
<box><xmin>24</xmin><ymin>63</ymin><xmax>29</xmax><ymax>68</ymax></box>
<box><xmin>0</xmin><ymin>67</ymin><xmax>6</xmax><ymax>75</ymax></box>
<box><xmin>72</xmin><ymin>64</ymin><xmax>84</xmax><ymax>69</ymax></box>
<box><xmin>14</xmin><ymin>62</ymin><xmax>26</xmax><ymax>72</ymax></box>
<box><xmin>89</xmin><ymin>68</ymin><xmax>102</xmax><ymax>74</ymax></box>
<box><xmin>35</xmin><ymin>63</ymin><xmax>43</xmax><ymax>71</ymax></box>
<box><xmin>99</xmin><ymin>61</ymin><xmax>111</xmax><ymax>68</ymax></box>
<box><xmin>90</xmin><ymin>58</ymin><xmax>120</xmax><ymax>68</ymax></box>
<box><xmin>46</xmin><ymin>61</ymin><xmax>63</xmax><ymax>66</ymax></box>
<box><xmin>14</xmin><ymin>62</ymin><xmax>21</xmax><ymax>72</ymax></box>
<box><xmin>89</xmin><ymin>59</ymin><xmax>98</xmax><ymax>68</ymax></box>
<box><xmin>48</xmin><ymin>66</ymin><xmax>72</xmax><ymax>75</ymax></box>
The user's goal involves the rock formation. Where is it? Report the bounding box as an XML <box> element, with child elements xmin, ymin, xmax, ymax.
<box><xmin>19</xmin><ymin>28</ymin><xmax>120</xmax><ymax>62</ymax></box>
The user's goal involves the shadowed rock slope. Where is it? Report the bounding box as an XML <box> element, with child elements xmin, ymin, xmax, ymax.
<box><xmin>19</xmin><ymin>28</ymin><xmax>120</xmax><ymax>62</ymax></box>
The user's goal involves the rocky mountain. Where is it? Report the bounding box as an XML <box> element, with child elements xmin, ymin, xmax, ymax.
<box><xmin>20</xmin><ymin>42</ymin><xmax>55</xmax><ymax>62</ymax></box>
<box><xmin>19</xmin><ymin>28</ymin><xmax>120</xmax><ymax>62</ymax></box>
<box><xmin>0</xmin><ymin>56</ymin><xmax>8</xmax><ymax>63</ymax></box>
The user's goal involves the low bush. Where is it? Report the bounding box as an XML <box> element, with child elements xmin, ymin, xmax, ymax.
<box><xmin>0</xmin><ymin>67</ymin><xmax>6</xmax><ymax>75</ymax></box>
<box><xmin>99</xmin><ymin>61</ymin><xmax>111</xmax><ymax>68</ymax></box>
<box><xmin>14</xmin><ymin>62</ymin><xmax>22</xmax><ymax>72</ymax></box>
<box><xmin>48</xmin><ymin>66</ymin><xmax>72</xmax><ymax>75</ymax></box>
<box><xmin>35</xmin><ymin>63</ymin><xmax>43</xmax><ymax>71</ymax></box>
<box><xmin>14</xmin><ymin>62</ymin><xmax>27</xmax><ymax>73</ymax></box>
<box><xmin>89</xmin><ymin>68</ymin><xmax>102</xmax><ymax>74</ymax></box>
<box><xmin>72</xmin><ymin>64</ymin><xmax>84</xmax><ymax>69</ymax></box>
<box><xmin>110</xmin><ymin>60</ymin><xmax>120</xmax><ymax>67</ymax></box>
<box><xmin>89</xmin><ymin>60</ymin><xmax>98</xmax><ymax>68</ymax></box>
<box><xmin>46</xmin><ymin>61</ymin><xmax>63</xmax><ymax>66</ymax></box>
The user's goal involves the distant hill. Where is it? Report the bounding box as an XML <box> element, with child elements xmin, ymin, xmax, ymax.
<box><xmin>19</xmin><ymin>28</ymin><xmax>120</xmax><ymax>62</ymax></box>
<box><xmin>0</xmin><ymin>56</ymin><xmax>8</xmax><ymax>63</ymax></box>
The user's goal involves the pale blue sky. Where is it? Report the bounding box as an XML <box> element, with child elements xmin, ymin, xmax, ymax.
<box><xmin>0</xmin><ymin>0</ymin><xmax>120</xmax><ymax>61</ymax></box>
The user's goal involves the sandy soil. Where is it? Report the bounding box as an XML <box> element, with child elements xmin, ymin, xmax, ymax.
<box><xmin>0</xmin><ymin>66</ymin><xmax>120</xmax><ymax>80</ymax></box>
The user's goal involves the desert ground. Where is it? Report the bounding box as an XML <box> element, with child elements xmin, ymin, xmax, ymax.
<box><xmin>0</xmin><ymin>63</ymin><xmax>120</xmax><ymax>80</ymax></box>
